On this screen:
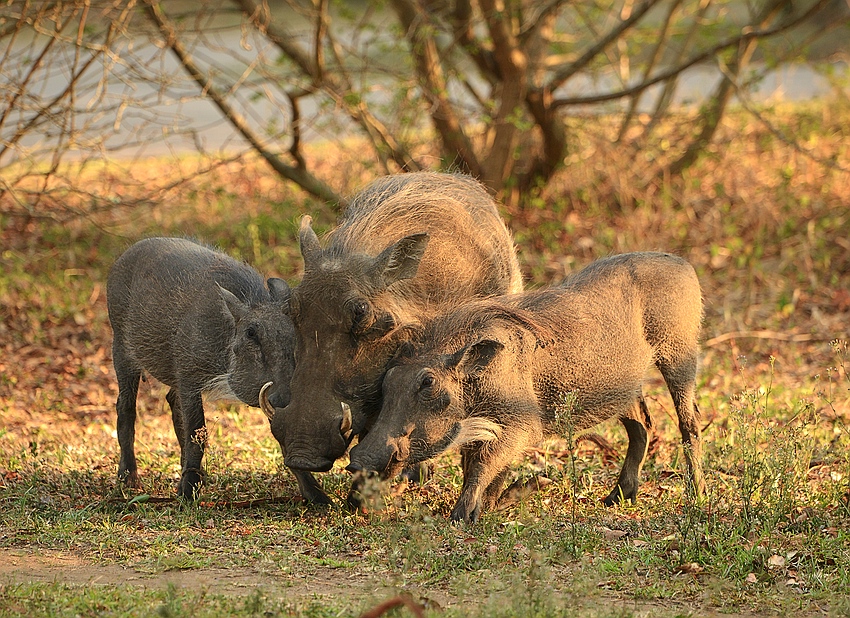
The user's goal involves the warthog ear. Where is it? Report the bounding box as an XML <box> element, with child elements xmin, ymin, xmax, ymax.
<box><xmin>371</xmin><ymin>233</ymin><xmax>430</xmax><ymax>289</ymax></box>
<box><xmin>451</xmin><ymin>338</ymin><xmax>504</xmax><ymax>378</ymax></box>
<box><xmin>299</xmin><ymin>215</ymin><xmax>321</xmax><ymax>268</ymax></box>
<box><xmin>266</xmin><ymin>278</ymin><xmax>291</xmax><ymax>307</ymax></box>
<box><xmin>218</xmin><ymin>285</ymin><xmax>249</xmax><ymax>322</ymax></box>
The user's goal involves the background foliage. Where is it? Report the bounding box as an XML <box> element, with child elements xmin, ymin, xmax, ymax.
<box><xmin>1</xmin><ymin>0</ymin><xmax>848</xmax><ymax>212</ymax></box>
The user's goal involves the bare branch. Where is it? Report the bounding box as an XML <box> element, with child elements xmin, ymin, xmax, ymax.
<box><xmin>641</xmin><ymin>0</ymin><xmax>714</xmax><ymax>141</ymax></box>
<box><xmin>144</xmin><ymin>0</ymin><xmax>342</xmax><ymax>205</ymax></box>
<box><xmin>287</xmin><ymin>91</ymin><xmax>305</xmax><ymax>169</ymax></box>
<box><xmin>551</xmin><ymin>0</ymin><xmax>832</xmax><ymax>108</ymax></box>
<box><xmin>0</xmin><ymin>3</ymin><xmax>75</xmax><ymax>148</ymax></box>
<box><xmin>235</xmin><ymin>0</ymin><xmax>420</xmax><ymax>173</ymax></box>
<box><xmin>314</xmin><ymin>0</ymin><xmax>327</xmax><ymax>83</ymax></box>
<box><xmin>548</xmin><ymin>0</ymin><xmax>662</xmax><ymax>93</ymax></box>
<box><xmin>616</xmin><ymin>0</ymin><xmax>683</xmax><ymax>142</ymax></box>
<box><xmin>669</xmin><ymin>0</ymin><xmax>790</xmax><ymax>175</ymax></box>
<box><xmin>0</xmin><ymin>10</ymin><xmax>114</xmax><ymax>167</ymax></box>
<box><xmin>478</xmin><ymin>0</ymin><xmax>528</xmax><ymax>188</ymax></box>
<box><xmin>518</xmin><ymin>0</ymin><xmax>565</xmax><ymax>44</ymax></box>
<box><xmin>447</xmin><ymin>0</ymin><xmax>499</xmax><ymax>83</ymax></box>
<box><xmin>232</xmin><ymin>0</ymin><xmax>316</xmax><ymax>78</ymax></box>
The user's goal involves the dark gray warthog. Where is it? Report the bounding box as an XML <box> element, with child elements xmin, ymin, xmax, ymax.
<box><xmin>107</xmin><ymin>237</ymin><xmax>320</xmax><ymax>500</ymax></box>
<box><xmin>348</xmin><ymin>252</ymin><xmax>706</xmax><ymax>523</ymax></box>
<box><xmin>265</xmin><ymin>172</ymin><xmax>523</xmax><ymax>490</ymax></box>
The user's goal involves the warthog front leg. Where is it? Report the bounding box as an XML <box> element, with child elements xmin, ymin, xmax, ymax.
<box><xmin>452</xmin><ymin>422</ymin><xmax>539</xmax><ymax>523</ymax></box>
<box><xmin>114</xmin><ymin>343</ymin><xmax>142</xmax><ymax>489</ymax></box>
<box><xmin>177</xmin><ymin>388</ymin><xmax>206</xmax><ymax>500</ymax></box>
<box><xmin>293</xmin><ymin>470</ymin><xmax>332</xmax><ymax>505</ymax></box>
<box><xmin>604</xmin><ymin>396</ymin><xmax>651</xmax><ymax>506</ymax></box>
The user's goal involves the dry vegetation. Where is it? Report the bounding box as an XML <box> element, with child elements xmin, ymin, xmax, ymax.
<box><xmin>1</xmin><ymin>103</ymin><xmax>849</xmax><ymax>617</ymax></box>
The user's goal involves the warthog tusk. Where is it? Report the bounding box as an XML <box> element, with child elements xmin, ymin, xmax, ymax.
<box><xmin>340</xmin><ymin>401</ymin><xmax>353</xmax><ymax>439</ymax></box>
<box><xmin>259</xmin><ymin>382</ymin><xmax>275</xmax><ymax>420</ymax></box>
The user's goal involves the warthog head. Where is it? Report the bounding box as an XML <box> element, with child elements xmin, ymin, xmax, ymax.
<box><xmin>347</xmin><ymin>339</ymin><xmax>506</xmax><ymax>478</ymax></box>
<box><xmin>347</xmin><ymin>303</ymin><xmax>553</xmax><ymax>477</ymax></box>
<box><xmin>217</xmin><ymin>278</ymin><xmax>295</xmax><ymax>410</ymax></box>
<box><xmin>268</xmin><ymin>215</ymin><xmax>430</xmax><ymax>472</ymax></box>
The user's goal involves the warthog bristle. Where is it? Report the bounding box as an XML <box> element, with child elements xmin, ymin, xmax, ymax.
<box><xmin>451</xmin><ymin>418</ymin><xmax>502</xmax><ymax>448</ymax></box>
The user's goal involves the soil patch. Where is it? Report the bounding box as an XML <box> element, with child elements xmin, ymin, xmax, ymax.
<box><xmin>0</xmin><ymin>547</ymin><xmax>405</xmax><ymax>604</ymax></box>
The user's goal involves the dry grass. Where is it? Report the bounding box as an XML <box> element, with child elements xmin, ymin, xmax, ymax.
<box><xmin>1</xmin><ymin>102</ymin><xmax>849</xmax><ymax>617</ymax></box>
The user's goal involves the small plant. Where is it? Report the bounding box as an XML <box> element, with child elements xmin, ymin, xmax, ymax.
<box><xmin>552</xmin><ymin>392</ymin><xmax>585</xmax><ymax>560</ymax></box>
<box><xmin>824</xmin><ymin>339</ymin><xmax>850</xmax><ymax>513</ymax></box>
<box><xmin>714</xmin><ymin>358</ymin><xmax>818</xmax><ymax>538</ymax></box>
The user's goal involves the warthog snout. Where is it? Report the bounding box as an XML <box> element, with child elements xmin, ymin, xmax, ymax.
<box><xmin>267</xmin><ymin>395</ymin><xmax>355</xmax><ymax>472</ymax></box>
<box><xmin>261</xmin><ymin>384</ymin><xmax>352</xmax><ymax>439</ymax></box>
<box><xmin>347</xmin><ymin>432</ymin><xmax>411</xmax><ymax>478</ymax></box>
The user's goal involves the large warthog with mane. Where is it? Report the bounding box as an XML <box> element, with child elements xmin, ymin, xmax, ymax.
<box><xmin>348</xmin><ymin>252</ymin><xmax>706</xmax><ymax>523</ymax></box>
<box><xmin>107</xmin><ymin>237</ymin><xmax>324</xmax><ymax>500</ymax></box>
<box><xmin>262</xmin><ymin>172</ymin><xmax>523</xmax><ymax>499</ymax></box>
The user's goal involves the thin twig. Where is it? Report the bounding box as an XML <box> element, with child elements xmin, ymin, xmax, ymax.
<box><xmin>704</xmin><ymin>330</ymin><xmax>826</xmax><ymax>347</ymax></box>
<box><xmin>551</xmin><ymin>0</ymin><xmax>832</xmax><ymax>108</ymax></box>
<box><xmin>144</xmin><ymin>0</ymin><xmax>342</xmax><ymax>205</ymax></box>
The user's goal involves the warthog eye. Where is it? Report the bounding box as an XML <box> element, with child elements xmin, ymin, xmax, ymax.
<box><xmin>420</xmin><ymin>373</ymin><xmax>434</xmax><ymax>390</ymax></box>
<box><xmin>245</xmin><ymin>325</ymin><xmax>259</xmax><ymax>341</ymax></box>
<box><xmin>349</xmin><ymin>299</ymin><xmax>373</xmax><ymax>330</ymax></box>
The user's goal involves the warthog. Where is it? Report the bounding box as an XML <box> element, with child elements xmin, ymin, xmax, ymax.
<box><xmin>348</xmin><ymin>252</ymin><xmax>706</xmax><ymax>523</ymax></box>
<box><xmin>107</xmin><ymin>237</ymin><xmax>323</xmax><ymax>501</ymax></box>
<box><xmin>265</xmin><ymin>172</ymin><xmax>523</xmax><ymax>492</ymax></box>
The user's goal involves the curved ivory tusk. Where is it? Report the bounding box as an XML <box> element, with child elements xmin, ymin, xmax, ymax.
<box><xmin>340</xmin><ymin>401</ymin><xmax>353</xmax><ymax>439</ymax></box>
<box><xmin>259</xmin><ymin>382</ymin><xmax>275</xmax><ymax>420</ymax></box>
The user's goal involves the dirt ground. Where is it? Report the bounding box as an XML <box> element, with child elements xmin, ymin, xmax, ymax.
<box><xmin>0</xmin><ymin>546</ymin><xmax>450</xmax><ymax>613</ymax></box>
<box><xmin>0</xmin><ymin>547</ymin><xmax>777</xmax><ymax>617</ymax></box>
<box><xmin>0</xmin><ymin>547</ymin><xmax>368</xmax><ymax>597</ymax></box>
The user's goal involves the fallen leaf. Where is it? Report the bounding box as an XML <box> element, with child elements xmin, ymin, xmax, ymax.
<box><xmin>746</xmin><ymin>572</ymin><xmax>758</xmax><ymax>584</ymax></box>
<box><xmin>767</xmin><ymin>554</ymin><xmax>786</xmax><ymax>569</ymax></box>
<box><xmin>673</xmin><ymin>562</ymin><xmax>704</xmax><ymax>575</ymax></box>
<box><xmin>600</xmin><ymin>527</ymin><xmax>628</xmax><ymax>541</ymax></box>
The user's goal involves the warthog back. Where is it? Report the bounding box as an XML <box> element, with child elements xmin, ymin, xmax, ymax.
<box><xmin>107</xmin><ymin>237</ymin><xmax>295</xmax><ymax>500</ymax></box>
<box><xmin>350</xmin><ymin>252</ymin><xmax>705</xmax><ymax>522</ymax></box>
